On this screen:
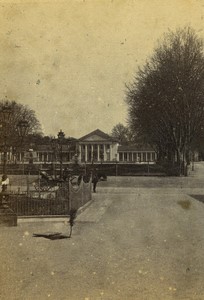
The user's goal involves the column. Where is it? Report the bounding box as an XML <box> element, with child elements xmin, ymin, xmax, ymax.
<box><xmin>109</xmin><ymin>144</ymin><xmax>112</xmax><ymax>161</ymax></box>
<box><xmin>85</xmin><ymin>145</ymin><xmax>88</xmax><ymax>162</ymax></box>
<box><xmin>103</xmin><ymin>144</ymin><xmax>106</xmax><ymax>161</ymax></box>
<box><xmin>127</xmin><ymin>152</ymin><xmax>129</xmax><ymax>162</ymax></box>
<box><xmin>122</xmin><ymin>152</ymin><xmax>124</xmax><ymax>162</ymax></box>
<box><xmin>79</xmin><ymin>145</ymin><xmax>82</xmax><ymax>162</ymax></box>
<box><xmin>91</xmin><ymin>144</ymin><xmax>94</xmax><ymax>161</ymax></box>
<box><xmin>97</xmin><ymin>145</ymin><xmax>100</xmax><ymax>162</ymax></box>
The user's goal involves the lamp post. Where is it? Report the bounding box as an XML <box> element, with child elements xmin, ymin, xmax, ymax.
<box><xmin>51</xmin><ymin>138</ymin><xmax>57</xmax><ymax>179</ymax></box>
<box><xmin>115</xmin><ymin>153</ymin><xmax>118</xmax><ymax>176</ymax></box>
<box><xmin>17</xmin><ymin>120</ymin><xmax>30</xmax><ymax>162</ymax></box>
<box><xmin>17</xmin><ymin>120</ymin><xmax>29</xmax><ymax>139</ymax></box>
<box><xmin>57</xmin><ymin>129</ymin><xmax>65</xmax><ymax>180</ymax></box>
<box><xmin>0</xmin><ymin>103</ymin><xmax>13</xmax><ymax>193</ymax></box>
<box><xmin>0</xmin><ymin>102</ymin><xmax>29</xmax><ymax>226</ymax></box>
<box><xmin>192</xmin><ymin>151</ymin><xmax>195</xmax><ymax>171</ymax></box>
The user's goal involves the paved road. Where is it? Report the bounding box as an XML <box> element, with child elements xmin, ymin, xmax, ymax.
<box><xmin>1</xmin><ymin>163</ymin><xmax>204</xmax><ymax>299</ymax></box>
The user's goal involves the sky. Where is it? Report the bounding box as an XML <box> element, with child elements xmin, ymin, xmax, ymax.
<box><xmin>0</xmin><ymin>0</ymin><xmax>204</xmax><ymax>138</ymax></box>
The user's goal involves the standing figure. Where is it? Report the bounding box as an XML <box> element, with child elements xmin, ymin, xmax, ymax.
<box><xmin>1</xmin><ymin>174</ymin><xmax>9</xmax><ymax>192</ymax></box>
<box><xmin>92</xmin><ymin>170</ymin><xmax>99</xmax><ymax>193</ymax></box>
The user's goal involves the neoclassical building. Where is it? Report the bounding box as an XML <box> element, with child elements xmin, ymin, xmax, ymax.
<box><xmin>78</xmin><ymin>129</ymin><xmax>119</xmax><ymax>163</ymax></box>
<box><xmin>77</xmin><ymin>129</ymin><xmax>157</xmax><ymax>163</ymax></box>
<box><xmin>1</xmin><ymin>129</ymin><xmax>157</xmax><ymax>165</ymax></box>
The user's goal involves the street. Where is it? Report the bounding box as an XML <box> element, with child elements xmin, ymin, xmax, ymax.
<box><xmin>1</xmin><ymin>163</ymin><xmax>204</xmax><ymax>299</ymax></box>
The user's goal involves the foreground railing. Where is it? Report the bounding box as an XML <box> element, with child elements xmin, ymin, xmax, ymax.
<box><xmin>6</xmin><ymin>177</ymin><xmax>92</xmax><ymax>217</ymax></box>
<box><xmin>8</xmin><ymin>194</ymin><xmax>69</xmax><ymax>216</ymax></box>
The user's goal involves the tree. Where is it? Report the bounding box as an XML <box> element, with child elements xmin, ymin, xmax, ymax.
<box><xmin>0</xmin><ymin>100</ymin><xmax>42</xmax><ymax>147</ymax></box>
<box><xmin>111</xmin><ymin>123</ymin><xmax>133</xmax><ymax>144</ymax></box>
<box><xmin>126</xmin><ymin>27</ymin><xmax>204</xmax><ymax>175</ymax></box>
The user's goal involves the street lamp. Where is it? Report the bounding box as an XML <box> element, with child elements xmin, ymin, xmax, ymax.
<box><xmin>0</xmin><ymin>112</ymin><xmax>29</xmax><ymax>193</ymax></box>
<box><xmin>115</xmin><ymin>153</ymin><xmax>118</xmax><ymax>176</ymax></box>
<box><xmin>17</xmin><ymin>119</ymin><xmax>29</xmax><ymax>139</ymax></box>
<box><xmin>17</xmin><ymin>118</ymin><xmax>29</xmax><ymax>181</ymax></box>
<box><xmin>51</xmin><ymin>138</ymin><xmax>57</xmax><ymax>179</ymax></box>
<box><xmin>0</xmin><ymin>103</ymin><xmax>13</xmax><ymax>193</ymax></box>
<box><xmin>57</xmin><ymin>129</ymin><xmax>65</xmax><ymax>179</ymax></box>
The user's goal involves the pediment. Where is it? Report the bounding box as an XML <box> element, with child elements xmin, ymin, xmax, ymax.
<box><xmin>83</xmin><ymin>134</ymin><xmax>108</xmax><ymax>142</ymax></box>
<box><xmin>79</xmin><ymin>129</ymin><xmax>114</xmax><ymax>142</ymax></box>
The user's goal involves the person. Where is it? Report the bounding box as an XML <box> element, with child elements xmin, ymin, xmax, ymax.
<box><xmin>92</xmin><ymin>170</ymin><xmax>98</xmax><ymax>193</ymax></box>
<box><xmin>77</xmin><ymin>173</ymin><xmax>83</xmax><ymax>185</ymax></box>
<box><xmin>62</xmin><ymin>167</ymin><xmax>68</xmax><ymax>181</ymax></box>
<box><xmin>1</xmin><ymin>174</ymin><xmax>9</xmax><ymax>192</ymax></box>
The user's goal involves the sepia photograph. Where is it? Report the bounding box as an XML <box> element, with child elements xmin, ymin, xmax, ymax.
<box><xmin>1</xmin><ymin>0</ymin><xmax>204</xmax><ymax>299</ymax></box>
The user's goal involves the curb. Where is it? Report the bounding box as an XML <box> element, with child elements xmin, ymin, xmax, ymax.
<box><xmin>18</xmin><ymin>216</ymin><xmax>69</xmax><ymax>223</ymax></box>
<box><xmin>76</xmin><ymin>199</ymin><xmax>94</xmax><ymax>217</ymax></box>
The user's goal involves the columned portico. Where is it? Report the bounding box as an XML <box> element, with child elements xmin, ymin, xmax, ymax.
<box><xmin>78</xmin><ymin>129</ymin><xmax>118</xmax><ymax>163</ymax></box>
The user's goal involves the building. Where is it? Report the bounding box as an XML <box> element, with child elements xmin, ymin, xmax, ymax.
<box><xmin>1</xmin><ymin>129</ymin><xmax>157</xmax><ymax>165</ymax></box>
<box><xmin>78</xmin><ymin>129</ymin><xmax>119</xmax><ymax>163</ymax></box>
<box><xmin>118</xmin><ymin>145</ymin><xmax>157</xmax><ymax>163</ymax></box>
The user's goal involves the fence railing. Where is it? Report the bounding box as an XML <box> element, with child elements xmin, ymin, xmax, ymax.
<box><xmin>7</xmin><ymin>176</ymin><xmax>92</xmax><ymax>217</ymax></box>
<box><xmin>8</xmin><ymin>195</ymin><xmax>69</xmax><ymax>216</ymax></box>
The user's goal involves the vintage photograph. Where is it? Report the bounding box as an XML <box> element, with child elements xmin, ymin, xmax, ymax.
<box><xmin>1</xmin><ymin>0</ymin><xmax>204</xmax><ymax>299</ymax></box>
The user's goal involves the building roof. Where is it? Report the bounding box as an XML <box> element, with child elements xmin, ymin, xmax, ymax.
<box><xmin>118</xmin><ymin>144</ymin><xmax>154</xmax><ymax>152</ymax></box>
<box><xmin>79</xmin><ymin>129</ymin><xmax>118</xmax><ymax>142</ymax></box>
<box><xmin>35</xmin><ymin>144</ymin><xmax>75</xmax><ymax>152</ymax></box>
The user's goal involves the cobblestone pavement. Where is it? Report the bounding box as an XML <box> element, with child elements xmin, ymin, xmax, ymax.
<box><xmin>1</xmin><ymin>163</ymin><xmax>204</xmax><ymax>300</ymax></box>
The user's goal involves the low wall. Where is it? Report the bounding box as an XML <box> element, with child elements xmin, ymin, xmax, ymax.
<box><xmin>85</xmin><ymin>163</ymin><xmax>165</xmax><ymax>176</ymax></box>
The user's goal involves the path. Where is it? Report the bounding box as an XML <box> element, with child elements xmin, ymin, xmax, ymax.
<box><xmin>1</xmin><ymin>163</ymin><xmax>204</xmax><ymax>299</ymax></box>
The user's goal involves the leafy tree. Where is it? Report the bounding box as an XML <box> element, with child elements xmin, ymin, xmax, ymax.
<box><xmin>126</xmin><ymin>27</ymin><xmax>204</xmax><ymax>175</ymax></box>
<box><xmin>0</xmin><ymin>100</ymin><xmax>42</xmax><ymax>148</ymax></box>
<box><xmin>111</xmin><ymin>123</ymin><xmax>133</xmax><ymax>144</ymax></box>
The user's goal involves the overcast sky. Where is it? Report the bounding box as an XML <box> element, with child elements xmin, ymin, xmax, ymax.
<box><xmin>0</xmin><ymin>0</ymin><xmax>204</xmax><ymax>138</ymax></box>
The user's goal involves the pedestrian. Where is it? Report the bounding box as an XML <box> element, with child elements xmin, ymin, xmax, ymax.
<box><xmin>62</xmin><ymin>167</ymin><xmax>68</xmax><ymax>181</ymax></box>
<box><xmin>1</xmin><ymin>174</ymin><xmax>9</xmax><ymax>192</ymax></box>
<box><xmin>77</xmin><ymin>173</ymin><xmax>83</xmax><ymax>185</ymax></box>
<box><xmin>92</xmin><ymin>170</ymin><xmax>98</xmax><ymax>193</ymax></box>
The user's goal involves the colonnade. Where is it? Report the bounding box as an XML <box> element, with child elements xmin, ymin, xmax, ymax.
<box><xmin>119</xmin><ymin>151</ymin><xmax>156</xmax><ymax>162</ymax></box>
<box><xmin>78</xmin><ymin>144</ymin><xmax>113</xmax><ymax>162</ymax></box>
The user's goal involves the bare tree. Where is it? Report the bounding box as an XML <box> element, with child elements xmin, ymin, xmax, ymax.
<box><xmin>126</xmin><ymin>27</ymin><xmax>204</xmax><ymax>175</ymax></box>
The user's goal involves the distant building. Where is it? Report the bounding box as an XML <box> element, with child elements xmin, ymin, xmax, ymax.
<box><xmin>118</xmin><ymin>145</ymin><xmax>157</xmax><ymax>163</ymax></box>
<box><xmin>0</xmin><ymin>129</ymin><xmax>157</xmax><ymax>165</ymax></box>
<box><xmin>78</xmin><ymin>129</ymin><xmax>119</xmax><ymax>163</ymax></box>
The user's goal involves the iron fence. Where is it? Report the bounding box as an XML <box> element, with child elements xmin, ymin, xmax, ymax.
<box><xmin>6</xmin><ymin>175</ymin><xmax>92</xmax><ymax>217</ymax></box>
<box><xmin>8</xmin><ymin>194</ymin><xmax>69</xmax><ymax>216</ymax></box>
